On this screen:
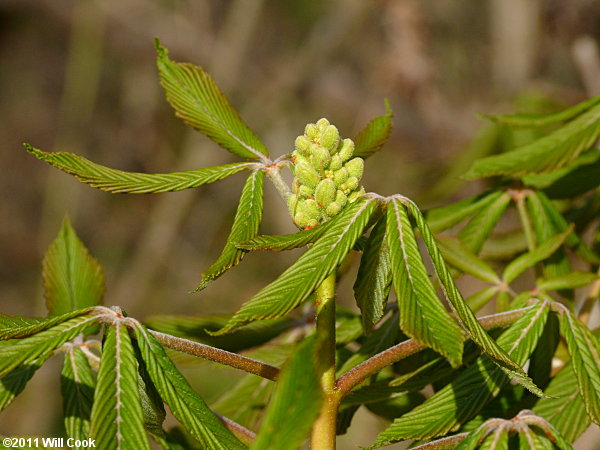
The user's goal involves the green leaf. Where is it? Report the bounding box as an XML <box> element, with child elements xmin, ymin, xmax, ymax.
<box><xmin>25</xmin><ymin>144</ymin><xmax>253</xmax><ymax>194</ymax></box>
<box><xmin>482</xmin><ymin>95</ymin><xmax>600</xmax><ymax>128</ymax></box>
<box><xmin>0</xmin><ymin>308</ymin><xmax>91</xmax><ymax>340</ymax></box>
<box><xmin>426</xmin><ymin>191</ymin><xmax>501</xmax><ymax>234</ymax></box>
<box><xmin>464</xmin><ymin>103</ymin><xmax>600</xmax><ymax>179</ymax></box>
<box><xmin>354</xmin><ymin>218</ymin><xmax>392</xmax><ymax>333</ymax></box>
<box><xmin>251</xmin><ymin>336</ymin><xmax>322</xmax><ymax>450</ymax></box>
<box><xmin>465</xmin><ymin>287</ymin><xmax>498</xmax><ymax>313</ymax></box>
<box><xmin>538</xmin><ymin>272</ymin><xmax>599</xmax><ymax>291</ymax></box>
<box><xmin>386</xmin><ymin>199</ymin><xmax>464</xmax><ymax>367</ymax></box>
<box><xmin>533</xmin><ymin>361</ymin><xmax>590</xmax><ymax>443</ymax></box>
<box><xmin>155</xmin><ymin>40</ymin><xmax>268</xmax><ymax>159</ymax></box>
<box><xmin>132</xmin><ymin>325</ymin><xmax>245</xmax><ymax>449</ymax></box>
<box><xmin>235</xmin><ymin>225</ymin><xmax>328</xmax><ymax>252</ymax></box>
<box><xmin>62</xmin><ymin>346</ymin><xmax>95</xmax><ymax>446</ymax></box>
<box><xmin>0</xmin><ymin>314</ymin><xmax>98</xmax><ymax>378</ymax></box>
<box><xmin>407</xmin><ymin>201</ymin><xmax>537</xmax><ymax>386</ymax></box>
<box><xmin>369</xmin><ymin>302</ymin><xmax>549</xmax><ymax>447</ymax></box>
<box><xmin>557</xmin><ymin>310</ymin><xmax>600</xmax><ymax>425</ymax></box>
<box><xmin>43</xmin><ymin>217</ymin><xmax>105</xmax><ymax>315</ymax></box>
<box><xmin>458</xmin><ymin>192</ymin><xmax>511</xmax><ymax>254</ymax></box>
<box><xmin>195</xmin><ymin>170</ymin><xmax>264</xmax><ymax>291</ymax></box>
<box><xmin>0</xmin><ymin>357</ymin><xmax>47</xmax><ymax>413</ymax></box>
<box><xmin>502</xmin><ymin>229</ymin><xmax>570</xmax><ymax>283</ymax></box>
<box><xmin>436</xmin><ymin>236</ymin><xmax>500</xmax><ymax>284</ymax></box>
<box><xmin>353</xmin><ymin>99</ymin><xmax>393</xmax><ymax>159</ymax></box>
<box><xmin>213</xmin><ymin>198</ymin><xmax>379</xmax><ymax>335</ymax></box>
<box><xmin>90</xmin><ymin>323</ymin><xmax>150</xmax><ymax>450</ymax></box>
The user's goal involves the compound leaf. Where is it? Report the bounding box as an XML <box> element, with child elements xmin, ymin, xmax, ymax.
<box><xmin>62</xmin><ymin>346</ymin><xmax>95</xmax><ymax>445</ymax></box>
<box><xmin>251</xmin><ymin>336</ymin><xmax>322</xmax><ymax>450</ymax></box>
<box><xmin>353</xmin><ymin>100</ymin><xmax>393</xmax><ymax>159</ymax></box>
<box><xmin>156</xmin><ymin>40</ymin><xmax>268</xmax><ymax>160</ymax></box>
<box><xmin>386</xmin><ymin>199</ymin><xmax>464</xmax><ymax>367</ymax></box>
<box><xmin>43</xmin><ymin>217</ymin><xmax>105</xmax><ymax>315</ymax></box>
<box><xmin>537</xmin><ymin>272</ymin><xmax>599</xmax><ymax>291</ymax></box>
<box><xmin>133</xmin><ymin>325</ymin><xmax>245</xmax><ymax>449</ymax></box>
<box><xmin>195</xmin><ymin>170</ymin><xmax>264</xmax><ymax>291</ymax></box>
<box><xmin>426</xmin><ymin>191</ymin><xmax>500</xmax><ymax>234</ymax></box>
<box><xmin>213</xmin><ymin>198</ymin><xmax>379</xmax><ymax>335</ymax></box>
<box><xmin>25</xmin><ymin>145</ymin><xmax>252</xmax><ymax>194</ymax></box>
<box><xmin>0</xmin><ymin>308</ymin><xmax>91</xmax><ymax>340</ymax></box>
<box><xmin>90</xmin><ymin>323</ymin><xmax>150</xmax><ymax>450</ymax></box>
<box><xmin>436</xmin><ymin>236</ymin><xmax>500</xmax><ymax>284</ymax></box>
<box><xmin>0</xmin><ymin>356</ymin><xmax>47</xmax><ymax>413</ymax></box>
<box><xmin>235</xmin><ymin>225</ymin><xmax>328</xmax><ymax>252</ymax></box>
<box><xmin>458</xmin><ymin>192</ymin><xmax>511</xmax><ymax>254</ymax></box>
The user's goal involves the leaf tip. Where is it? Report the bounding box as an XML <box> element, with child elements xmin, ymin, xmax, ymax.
<box><xmin>154</xmin><ymin>37</ymin><xmax>167</xmax><ymax>57</ymax></box>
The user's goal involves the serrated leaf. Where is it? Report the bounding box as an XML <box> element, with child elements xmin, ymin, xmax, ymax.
<box><xmin>458</xmin><ymin>192</ymin><xmax>511</xmax><ymax>254</ymax></box>
<box><xmin>353</xmin><ymin>100</ymin><xmax>393</xmax><ymax>159</ymax></box>
<box><xmin>465</xmin><ymin>103</ymin><xmax>600</xmax><ymax>179</ymax></box>
<box><xmin>25</xmin><ymin>144</ymin><xmax>252</xmax><ymax>193</ymax></box>
<box><xmin>0</xmin><ymin>308</ymin><xmax>91</xmax><ymax>340</ymax></box>
<box><xmin>386</xmin><ymin>200</ymin><xmax>464</xmax><ymax>367</ymax></box>
<box><xmin>354</xmin><ymin>218</ymin><xmax>392</xmax><ymax>333</ymax></box>
<box><xmin>0</xmin><ymin>314</ymin><xmax>97</xmax><ymax>378</ymax></box>
<box><xmin>502</xmin><ymin>229</ymin><xmax>570</xmax><ymax>284</ymax></box>
<box><xmin>466</xmin><ymin>287</ymin><xmax>498</xmax><ymax>313</ymax></box>
<box><xmin>132</xmin><ymin>325</ymin><xmax>245</xmax><ymax>449</ymax></box>
<box><xmin>537</xmin><ymin>272</ymin><xmax>599</xmax><ymax>291</ymax></box>
<box><xmin>533</xmin><ymin>361</ymin><xmax>590</xmax><ymax>443</ymax></box>
<box><xmin>557</xmin><ymin>310</ymin><xmax>600</xmax><ymax>425</ymax></box>
<box><xmin>251</xmin><ymin>336</ymin><xmax>322</xmax><ymax>450</ymax></box>
<box><xmin>456</xmin><ymin>424</ymin><xmax>494</xmax><ymax>450</ymax></box>
<box><xmin>90</xmin><ymin>323</ymin><xmax>150</xmax><ymax>450</ymax></box>
<box><xmin>437</xmin><ymin>236</ymin><xmax>500</xmax><ymax>284</ymax></box>
<box><xmin>369</xmin><ymin>302</ymin><xmax>549</xmax><ymax>447</ymax></box>
<box><xmin>195</xmin><ymin>170</ymin><xmax>264</xmax><ymax>291</ymax></box>
<box><xmin>155</xmin><ymin>40</ymin><xmax>267</xmax><ymax>159</ymax></box>
<box><xmin>213</xmin><ymin>198</ymin><xmax>379</xmax><ymax>335</ymax></box>
<box><xmin>62</xmin><ymin>346</ymin><xmax>95</xmax><ymax>446</ymax></box>
<box><xmin>235</xmin><ymin>224</ymin><xmax>328</xmax><ymax>252</ymax></box>
<box><xmin>482</xmin><ymin>95</ymin><xmax>600</xmax><ymax>128</ymax></box>
<box><xmin>43</xmin><ymin>217</ymin><xmax>105</xmax><ymax>315</ymax></box>
<box><xmin>406</xmin><ymin>201</ymin><xmax>537</xmax><ymax>386</ymax></box>
<box><xmin>0</xmin><ymin>356</ymin><xmax>47</xmax><ymax>413</ymax></box>
<box><xmin>426</xmin><ymin>191</ymin><xmax>501</xmax><ymax>234</ymax></box>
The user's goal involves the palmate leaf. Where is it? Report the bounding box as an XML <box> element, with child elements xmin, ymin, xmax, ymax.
<box><xmin>369</xmin><ymin>302</ymin><xmax>549</xmax><ymax>448</ymax></box>
<box><xmin>90</xmin><ymin>323</ymin><xmax>150</xmax><ymax>450</ymax></box>
<box><xmin>235</xmin><ymin>224</ymin><xmax>328</xmax><ymax>252</ymax></box>
<box><xmin>25</xmin><ymin>145</ymin><xmax>252</xmax><ymax>194</ymax></box>
<box><xmin>533</xmin><ymin>361</ymin><xmax>590</xmax><ymax>443</ymax></box>
<box><xmin>251</xmin><ymin>336</ymin><xmax>322</xmax><ymax>450</ymax></box>
<box><xmin>465</xmin><ymin>286</ymin><xmax>498</xmax><ymax>313</ymax></box>
<box><xmin>406</xmin><ymin>201</ymin><xmax>539</xmax><ymax>388</ymax></box>
<box><xmin>354</xmin><ymin>217</ymin><xmax>392</xmax><ymax>333</ymax></box>
<box><xmin>132</xmin><ymin>325</ymin><xmax>245</xmax><ymax>449</ymax></box>
<box><xmin>436</xmin><ymin>236</ymin><xmax>500</xmax><ymax>284</ymax></box>
<box><xmin>502</xmin><ymin>229</ymin><xmax>570</xmax><ymax>284</ymax></box>
<box><xmin>386</xmin><ymin>200</ymin><xmax>464</xmax><ymax>367</ymax></box>
<box><xmin>557</xmin><ymin>309</ymin><xmax>600</xmax><ymax>425</ymax></box>
<box><xmin>195</xmin><ymin>170</ymin><xmax>264</xmax><ymax>291</ymax></box>
<box><xmin>353</xmin><ymin>100</ymin><xmax>393</xmax><ymax>159</ymax></box>
<box><xmin>465</xmin><ymin>102</ymin><xmax>600</xmax><ymax>179</ymax></box>
<box><xmin>62</xmin><ymin>346</ymin><xmax>95</xmax><ymax>446</ymax></box>
<box><xmin>155</xmin><ymin>40</ymin><xmax>268</xmax><ymax>160</ymax></box>
<box><xmin>426</xmin><ymin>191</ymin><xmax>500</xmax><ymax>234</ymax></box>
<box><xmin>537</xmin><ymin>272</ymin><xmax>599</xmax><ymax>291</ymax></box>
<box><xmin>0</xmin><ymin>308</ymin><xmax>91</xmax><ymax>340</ymax></box>
<box><xmin>213</xmin><ymin>198</ymin><xmax>379</xmax><ymax>335</ymax></box>
<box><xmin>0</xmin><ymin>356</ymin><xmax>48</xmax><ymax>413</ymax></box>
<box><xmin>457</xmin><ymin>191</ymin><xmax>511</xmax><ymax>254</ymax></box>
<box><xmin>0</xmin><ymin>314</ymin><xmax>97</xmax><ymax>378</ymax></box>
<box><xmin>43</xmin><ymin>217</ymin><xmax>105</xmax><ymax>315</ymax></box>
<box><xmin>482</xmin><ymin>95</ymin><xmax>600</xmax><ymax>128</ymax></box>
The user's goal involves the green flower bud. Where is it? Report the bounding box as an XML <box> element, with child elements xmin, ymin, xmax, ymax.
<box><xmin>335</xmin><ymin>190</ymin><xmax>347</xmax><ymax>207</ymax></box>
<box><xmin>345</xmin><ymin>157</ymin><xmax>364</xmax><ymax>180</ymax></box>
<box><xmin>320</xmin><ymin>125</ymin><xmax>340</xmax><ymax>151</ymax></box>
<box><xmin>294</xmin><ymin>211</ymin><xmax>311</xmax><ymax>229</ymax></box>
<box><xmin>310</xmin><ymin>146</ymin><xmax>331</xmax><ymax>173</ymax></box>
<box><xmin>333</xmin><ymin>167</ymin><xmax>349</xmax><ymax>186</ymax></box>
<box><xmin>296</xmin><ymin>162</ymin><xmax>320</xmax><ymax>188</ymax></box>
<box><xmin>347</xmin><ymin>186</ymin><xmax>365</xmax><ymax>203</ymax></box>
<box><xmin>292</xmin><ymin>151</ymin><xmax>310</xmax><ymax>167</ymax></box>
<box><xmin>316</xmin><ymin>118</ymin><xmax>330</xmax><ymax>132</ymax></box>
<box><xmin>325</xmin><ymin>201</ymin><xmax>342</xmax><ymax>217</ymax></box>
<box><xmin>338</xmin><ymin>138</ymin><xmax>355</xmax><ymax>162</ymax></box>
<box><xmin>292</xmin><ymin>179</ymin><xmax>300</xmax><ymax>195</ymax></box>
<box><xmin>344</xmin><ymin>176</ymin><xmax>359</xmax><ymax>192</ymax></box>
<box><xmin>299</xmin><ymin>185</ymin><xmax>314</xmax><ymax>197</ymax></box>
<box><xmin>305</xmin><ymin>124</ymin><xmax>319</xmax><ymax>140</ymax></box>
<box><xmin>315</xmin><ymin>178</ymin><xmax>336</xmax><ymax>208</ymax></box>
<box><xmin>329</xmin><ymin>154</ymin><xmax>343</xmax><ymax>171</ymax></box>
<box><xmin>299</xmin><ymin>198</ymin><xmax>321</xmax><ymax>220</ymax></box>
<box><xmin>287</xmin><ymin>194</ymin><xmax>298</xmax><ymax>216</ymax></box>
<box><xmin>295</xmin><ymin>135</ymin><xmax>311</xmax><ymax>154</ymax></box>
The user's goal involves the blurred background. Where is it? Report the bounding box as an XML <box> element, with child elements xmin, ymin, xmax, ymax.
<box><xmin>1</xmin><ymin>0</ymin><xmax>600</xmax><ymax>447</ymax></box>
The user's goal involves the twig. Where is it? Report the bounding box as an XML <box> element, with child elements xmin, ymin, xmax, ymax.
<box><xmin>149</xmin><ymin>330</ymin><xmax>279</xmax><ymax>381</ymax></box>
<box><xmin>410</xmin><ymin>433</ymin><xmax>469</xmax><ymax>450</ymax></box>
<box><xmin>215</xmin><ymin>412</ymin><xmax>256</xmax><ymax>446</ymax></box>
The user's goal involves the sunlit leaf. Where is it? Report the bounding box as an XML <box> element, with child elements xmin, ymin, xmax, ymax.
<box><xmin>458</xmin><ymin>192</ymin><xmax>511</xmax><ymax>254</ymax></box>
<box><xmin>62</xmin><ymin>346</ymin><xmax>95</xmax><ymax>446</ymax></box>
<box><xmin>235</xmin><ymin>225</ymin><xmax>327</xmax><ymax>252</ymax></box>
<box><xmin>353</xmin><ymin>100</ymin><xmax>393</xmax><ymax>159</ymax></box>
<box><xmin>0</xmin><ymin>357</ymin><xmax>47</xmax><ymax>413</ymax></box>
<box><xmin>537</xmin><ymin>272</ymin><xmax>599</xmax><ymax>291</ymax></box>
<box><xmin>426</xmin><ymin>191</ymin><xmax>500</xmax><ymax>234</ymax></box>
<box><xmin>0</xmin><ymin>308</ymin><xmax>91</xmax><ymax>340</ymax></box>
<box><xmin>156</xmin><ymin>40</ymin><xmax>268</xmax><ymax>159</ymax></box>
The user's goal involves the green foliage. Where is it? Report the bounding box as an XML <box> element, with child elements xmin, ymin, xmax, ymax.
<box><xmin>5</xmin><ymin>40</ymin><xmax>600</xmax><ymax>450</ymax></box>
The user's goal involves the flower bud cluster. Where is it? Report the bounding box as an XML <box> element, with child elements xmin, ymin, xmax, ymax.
<box><xmin>288</xmin><ymin>118</ymin><xmax>365</xmax><ymax>229</ymax></box>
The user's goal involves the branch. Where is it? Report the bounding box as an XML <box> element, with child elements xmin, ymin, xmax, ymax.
<box><xmin>149</xmin><ymin>330</ymin><xmax>280</xmax><ymax>381</ymax></box>
<box><xmin>215</xmin><ymin>412</ymin><xmax>256</xmax><ymax>446</ymax></box>
<box><xmin>410</xmin><ymin>433</ymin><xmax>469</xmax><ymax>450</ymax></box>
<box><xmin>335</xmin><ymin>305</ymin><xmax>535</xmax><ymax>395</ymax></box>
